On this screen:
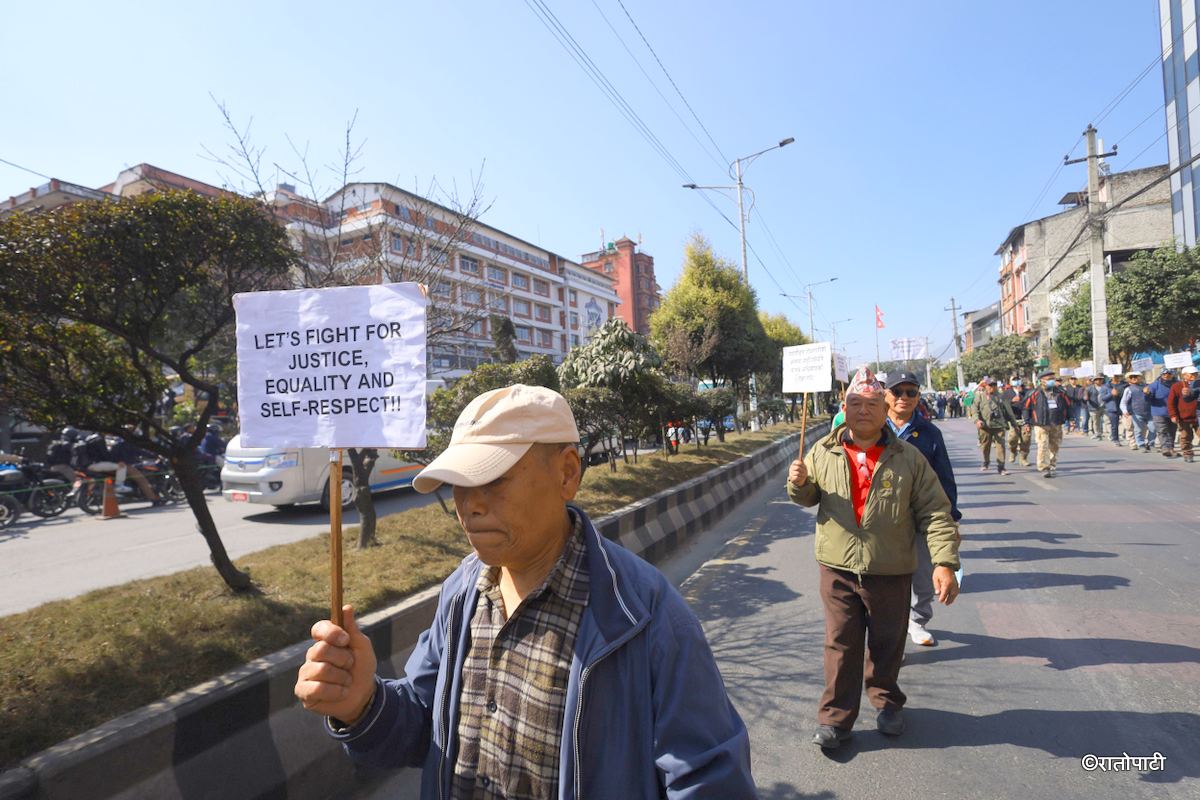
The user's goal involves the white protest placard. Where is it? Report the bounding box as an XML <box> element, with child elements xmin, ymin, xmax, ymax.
<box><xmin>1163</xmin><ymin>351</ymin><xmax>1194</xmax><ymax>369</ymax></box>
<box><xmin>782</xmin><ymin>342</ymin><xmax>832</xmax><ymax>393</ymax></box>
<box><xmin>234</xmin><ymin>283</ymin><xmax>428</xmax><ymax>448</ymax></box>
<box><xmin>1059</xmin><ymin>367</ymin><xmax>1074</xmax><ymax>377</ymax></box>
<box><xmin>1103</xmin><ymin>363</ymin><xmax>1122</xmax><ymax>377</ymax></box>
<box><xmin>1130</xmin><ymin>356</ymin><xmax>1154</xmax><ymax>373</ymax></box>
<box><xmin>1076</xmin><ymin>360</ymin><xmax>1095</xmax><ymax>378</ymax></box>
<box><xmin>834</xmin><ymin>352</ymin><xmax>849</xmax><ymax>383</ymax></box>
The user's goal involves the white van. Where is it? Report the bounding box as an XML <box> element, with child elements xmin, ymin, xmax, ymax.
<box><xmin>220</xmin><ymin>435</ymin><xmax>423</xmax><ymax>510</ymax></box>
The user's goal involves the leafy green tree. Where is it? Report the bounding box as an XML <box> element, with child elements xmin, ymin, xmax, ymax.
<box><xmin>698</xmin><ymin>387</ymin><xmax>737</xmax><ymax>443</ymax></box>
<box><xmin>931</xmin><ymin>362</ymin><xmax>957</xmax><ymax>391</ymax></box>
<box><xmin>426</xmin><ymin>355</ymin><xmax>560</xmax><ymax>463</ymax></box>
<box><xmin>562</xmin><ymin>386</ymin><xmax>622</xmax><ymax>472</ymax></box>
<box><xmin>489</xmin><ymin>315</ymin><xmax>519</xmax><ymax>363</ymax></box>
<box><xmin>649</xmin><ymin>234</ymin><xmax>771</xmax><ymax>425</ymax></box>
<box><xmin>959</xmin><ymin>335</ymin><xmax>1036</xmax><ymax>383</ymax></box>
<box><xmin>1053</xmin><ymin>281</ymin><xmax>1092</xmax><ymax>363</ymax></box>
<box><xmin>560</xmin><ymin>319</ymin><xmax>663</xmax><ymax>462</ymax></box>
<box><xmin>0</xmin><ymin>191</ymin><xmax>295</xmax><ymax>591</ymax></box>
<box><xmin>1107</xmin><ymin>245</ymin><xmax>1200</xmax><ymax>357</ymax></box>
<box><xmin>757</xmin><ymin>312</ymin><xmax>809</xmax><ymax>420</ymax></box>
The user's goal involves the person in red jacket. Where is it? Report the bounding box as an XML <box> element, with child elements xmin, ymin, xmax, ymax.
<box><xmin>1168</xmin><ymin>365</ymin><xmax>1199</xmax><ymax>463</ymax></box>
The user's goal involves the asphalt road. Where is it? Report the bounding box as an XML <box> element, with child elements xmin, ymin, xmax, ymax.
<box><xmin>683</xmin><ymin>416</ymin><xmax>1199</xmax><ymax>799</ymax></box>
<box><xmin>0</xmin><ymin>486</ymin><xmax>434</xmax><ymax>616</ymax></box>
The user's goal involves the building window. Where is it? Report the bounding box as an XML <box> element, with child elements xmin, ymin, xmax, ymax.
<box><xmin>537</xmin><ymin>329</ymin><xmax>553</xmax><ymax>348</ymax></box>
<box><xmin>511</xmin><ymin>272</ymin><xmax>530</xmax><ymax>290</ymax></box>
<box><xmin>533</xmin><ymin>278</ymin><xmax>550</xmax><ymax>296</ymax></box>
<box><xmin>459</xmin><ymin>255</ymin><xmax>480</xmax><ymax>275</ymax></box>
<box><xmin>468</xmin><ymin>318</ymin><xmax>487</xmax><ymax>338</ymax></box>
<box><xmin>488</xmin><ymin>294</ymin><xmax>508</xmax><ymax>313</ymax></box>
<box><xmin>569</xmin><ymin>289</ymin><xmax>578</xmax><ymax>307</ymax></box>
<box><xmin>461</xmin><ymin>287</ymin><xmax>483</xmax><ymax>306</ymax></box>
<box><xmin>571</xmin><ymin>334</ymin><xmax>580</xmax><ymax>347</ymax></box>
<box><xmin>603</xmin><ymin>261</ymin><xmax>614</xmax><ymax>274</ymax></box>
<box><xmin>432</xmin><ymin>280</ymin><xmax>452</xmax><ymax>300</ymax></box>
<box><xmin>486</xmin><ymin>265</ymin><xmax>507</xmax><ymax>285</ymax></box>
<box><xmin>1019</xmin><ymin>270</ymin><xmax>1028</xmax><ymax>294</ymax></box>
<box><xmin>535</xmin><ymin>303</ymin><xmax>551</xmax><ymax>322</ymax></box>
<box><xmin>429</xmin><ymin>247</ymin><xmax>449</xmax><ymax>267</ymax></box>
<box><xmin>570</xmin><ymin>312</ymin><xmax>579</xmax><ymax>328</ymax></box>
<box><xmin>515</xmin><ymin>325</ymin><xmax>532</xmax><ymax>343</ymax></box>
<box><xmin>513</xmin><ymin>298</ymin><xmax>531</xmax><ymax>317</ymax></box>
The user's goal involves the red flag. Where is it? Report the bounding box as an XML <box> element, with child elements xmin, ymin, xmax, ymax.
<box><xmin>875</xmin><ymin>305</ymin><xmax>885</xmax><ymax>329</ymax></box>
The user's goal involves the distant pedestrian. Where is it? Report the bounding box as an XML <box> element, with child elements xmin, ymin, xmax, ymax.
<box><xmin>1085</xmin><ymin>376</ymin><xmax>1107</xmax><ymax>441</ymax></box>
<box><xmin>883</xmin><ymin>372</ymin><xmax>961</xmax><ymax>649</ymax></box>
<box><xmin>1169</xmin><ymin>365</ymin><xmax>1197</xmax><ymax>463</ymax></box>
<box><xmin>972</xmin><ymin>377</ymin><xmax>1019</xmax><ymax>474</ymax></box>
<box><xmin>935</xmin><ymin>393</ymin><xmax>947</xmax><ymax>419</ymax></box>
<box><xmin>1147</xmin><ymin>368</ymin><xmax>1179</xmax><ymax>458</ymax></box>
<box><xmin>1023</xmin><ymin>370</ymin><xmax>1069</xmax><ymax>478</ymax></box>
<box><xmin>788</xmin><ymin>367</ymin><xmax>960</xmax><ymax>749</ymax></box>
<box><xmin>1104</xmin><ymin>373</ymin><xmax>1129</xmax><ymax>446</ymax></box>
<box><xmin>1001</xmin><ymin>378</ymin><xmax>1032</xmax><ymax>466</ymax></box>
<box><xmin>1121</xmin><ymin>372</ymin><xmax>1155</xmax><ymax>452</ymax></box>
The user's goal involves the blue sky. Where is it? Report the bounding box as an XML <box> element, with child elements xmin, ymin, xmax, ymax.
<box><xmin>0</xmin><ymin>1</ymin><xmax>1170</xmax><ymax>368</ymax></box>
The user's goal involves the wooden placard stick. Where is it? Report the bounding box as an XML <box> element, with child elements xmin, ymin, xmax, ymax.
<box><xmin>799</xmin><ymin>392</ymin><xmax>809</xmax><ymax>459</ymax></box>
<box><xmin>329</xmin><ymin>448</ymin><xmax>344</xmax><ymax>628</ymax></box>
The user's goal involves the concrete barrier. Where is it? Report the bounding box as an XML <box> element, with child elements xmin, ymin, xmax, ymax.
<box><xmin>0</xmin><ymin>422</ymin><xmax>829</xmax><ymax>800</ymax></box>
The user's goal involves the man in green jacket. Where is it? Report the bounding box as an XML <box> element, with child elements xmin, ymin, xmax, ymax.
<box><xmin>787</xmin><ymin>367</ymin><xmax>960</xmax><ymax>749</ymax></box>
<box><xmin>971</xmin><ymin>376</ymin><xmax>1020</xmax><ymax>474</ymax></box>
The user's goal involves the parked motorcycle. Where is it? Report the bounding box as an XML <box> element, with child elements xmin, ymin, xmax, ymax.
<box><xmin>76</xmin><ymin>458</ymin><xmax>185</xmax><ymax>514</ymax></box>
<box><xmin>0</xmin><ymin>459</ymin><xmax>74</xmax><ymax>528</ymax></box>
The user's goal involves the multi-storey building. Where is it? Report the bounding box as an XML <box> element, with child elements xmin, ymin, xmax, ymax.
<box><xmin>580</xmin><ymin>236</ymin><xmax>660</xmax><ymax>335</ymax></box>
<box><xmin>961</xmin><ymin>301</ymin><xmax>1001</xmax><ymax>354</ymax></box>
<box><xmin>2</xmin><ymin>166</ymin><xmax>622</xmax><ymax>379</ymax></box>
<box><xmin>993</xmin><ymin>164</ymin><xmax>1172</xmax><ymax>355</ymax></box>
<box><xmin>1157</xmin><ymin>0</ymin><xmax>1200</xmax><ymax>246</ymax></box>
<box><xmin>267</xmin><ymin>181</ymin><xmax>621</xmax><ymax>378</ymax></box>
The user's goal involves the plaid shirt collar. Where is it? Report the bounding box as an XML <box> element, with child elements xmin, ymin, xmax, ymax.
<box><xmin>475</xmin><ymin>508</ymin><xmax>590</xmax><ymax>608</ymax></box>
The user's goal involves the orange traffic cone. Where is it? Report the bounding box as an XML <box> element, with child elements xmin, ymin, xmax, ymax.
<box><xmin>100</xmin><ymin>478</ymin><xmax>123</xmax><ymax>520</ymax></box>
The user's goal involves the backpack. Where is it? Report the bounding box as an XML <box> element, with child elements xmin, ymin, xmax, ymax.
<box><xmin>70</xmin><ymin>440</ymin><xmax>92</xmax><ymax>470</ymax></box>
<box><xmin>83</xmin><ymin>435</ymin><xmax>109</xmax><ymax>465</ymax></box>
<box><xmin>46</xmin><ymin>440</ymin><xmax>73</xmax><ymax>466</ymax></box>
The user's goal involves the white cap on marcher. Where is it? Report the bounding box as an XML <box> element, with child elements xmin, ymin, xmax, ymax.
<box><xmin>412</xmin><ymin>384</ymin><xmax>580</xmax><ymax>494</ymax></box>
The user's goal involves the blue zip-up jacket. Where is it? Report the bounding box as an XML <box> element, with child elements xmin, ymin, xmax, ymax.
<box><xmin>1102</xmin><ymin>381</ymin><xmax>1126</xmax><ymax>413</ymax></box>
<box><xmin>887</xmin><ymin>414</ymin><xmax>961</xmax><ymax>522</ymax></box>
<box><xmin>327</xmin><ymin>505</ymin><xmax>755</xmax><ymax>799</ymax></box>
<box><xmin>1146</xmin><ymin>378</ymin><xmax>1175</xmax><ymax>417</ymax></box>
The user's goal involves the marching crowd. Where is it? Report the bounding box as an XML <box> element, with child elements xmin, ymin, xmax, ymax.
<box><xmin>950</xmin><ymin>364</ymin><xmax>1199</xmax><ymax>472</ymax></box>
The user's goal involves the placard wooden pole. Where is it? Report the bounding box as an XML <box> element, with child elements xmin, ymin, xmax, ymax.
<box><xmin>799</xmin><ymin>392</ymin><xmax>809</xmax><ymax>459</ymax></box>
<box><xmin>329</xmin><ymin>448</ymin><xmax>344</xmax><ymax>628</ymax></box>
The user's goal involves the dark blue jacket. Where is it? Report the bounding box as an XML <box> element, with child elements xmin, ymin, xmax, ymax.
<box><xmin>328</xmin><ymin>506</ymin><xmax>754</xmax><ymax>799</ymax></box>
<box><xmin>887</xmin><ymin>414</ymin><xmax>961</xmax><ymax>521</ymax></box>
<box><xmin>1146</xmin><ymin>378</ymin><xmax>1175</xmax><ymax>417</ymax></box>
<box><xmin>1102</xmin><ymin>381</ymin><xmax>1126</xmax><ymax>413</ymax></box>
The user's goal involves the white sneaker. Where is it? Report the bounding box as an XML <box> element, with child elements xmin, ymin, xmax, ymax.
<box><xmin>908</xmin><ymin>621</ymin><xmax>935</xmax><ymax>646</ymax></box>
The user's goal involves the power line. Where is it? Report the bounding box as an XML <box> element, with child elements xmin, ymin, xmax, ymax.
<box><xmin>0</xmin><ymin>156</ymin><xmax>52</xmax><ymax>182</ymax></box>
<box><xmin>521</xmin><ymin>0</ymin><xmax>696</xmax><ymax>185</ymax></box>
<box><xmin>585</xmin><ymin>0</ymin><xmax>727</xmax><ymax>173</ymax></box>
<box><xmin>612</xmin><ymin>0</ymin><xmax>730</xmax><ymax>166</ymax></box>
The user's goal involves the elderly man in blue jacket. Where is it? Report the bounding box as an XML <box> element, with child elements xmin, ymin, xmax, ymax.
<box><xmin>295</xmin><ymin>384</ymin><xmax>754</xmax><ymax>799</ymax></box>
<box><xmin>883</xmin><ymin>372</ymin><xmax>961</xmax><ymax>647</ymax></box>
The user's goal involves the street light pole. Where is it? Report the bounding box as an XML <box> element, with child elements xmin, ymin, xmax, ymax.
<box><xmin>686</xmin><ymin>136</ymin><xmax>793</xmax><ymax>433</ymax></box>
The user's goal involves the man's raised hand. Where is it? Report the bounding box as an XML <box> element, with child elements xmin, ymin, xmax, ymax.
<box><xmin>788</xmin><ymin>459</ymin><xmax>808</xmax><ymax>488</ymax></box>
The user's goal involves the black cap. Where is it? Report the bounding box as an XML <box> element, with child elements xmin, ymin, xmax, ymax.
<box><xmin>885</xmin><ymin>371</ymin><xmax>921</xmax><ymax>389</ymax></box>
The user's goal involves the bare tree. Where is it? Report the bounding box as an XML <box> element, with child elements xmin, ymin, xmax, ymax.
<box><xmin>206</xmin><ymin>100</ymin><xmax>493</xmax><ymax>547</ymax></box>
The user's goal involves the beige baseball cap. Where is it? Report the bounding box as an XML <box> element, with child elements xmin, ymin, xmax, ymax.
<box><xmin>412</xmin><ymin>384</ymin><xmax>580</xmax><ymax>494</ymax></box>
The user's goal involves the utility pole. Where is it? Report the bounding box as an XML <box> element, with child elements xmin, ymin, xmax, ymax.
<box><xmin>1065</xmin><ymin>125</ymin><xmax>1117</xmax><ymax>370</ymax></box>
<box><xmin>924</xmin><ymin>336</ymin><xmax>933</xmax><ymax>389</ymax></box>
<box><xmin>946</xmin><ymin>297</ymin><xmax>965</xmax><ymax>389</ymax></box>
<box><xmin>733</xmin><ymin>156</ymin><xmax>760</xmax><ymax>431</ymax></box>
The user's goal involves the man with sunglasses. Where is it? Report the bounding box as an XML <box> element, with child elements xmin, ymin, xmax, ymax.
<box><xmin>883</xmin><ymin>372</ymin><xmax>961</xmax><ymax>648</ymax></box>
